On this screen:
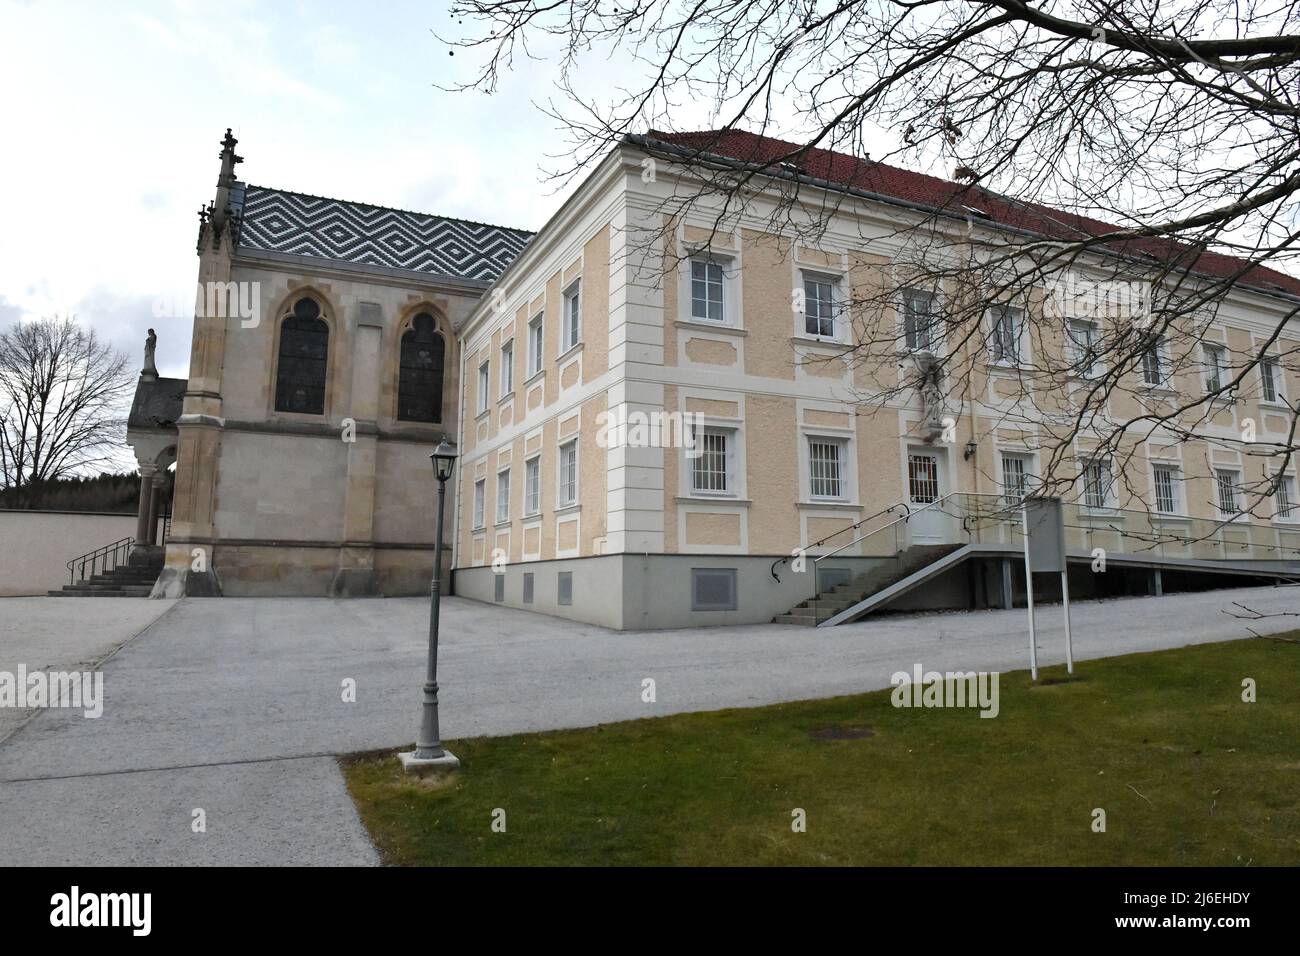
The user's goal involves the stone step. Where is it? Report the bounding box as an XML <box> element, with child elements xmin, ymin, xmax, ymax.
<box><xmin>50</xmin><ymin>583</ymin><xmax>153</xmax><ymax>597</ymax></box>
<box><xmin>771</xmin><ymin>614</ymin><xmax>819</xmax><ymax>627</ymax></box>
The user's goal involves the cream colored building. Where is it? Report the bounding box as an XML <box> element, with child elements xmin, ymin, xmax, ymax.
<box><xmin>153</xmin><ymin>129</ymin><xmax>1298</xmax><ymax>622</ymax></box>
<box><xmin>452</xmin><ymin>130</ymin><xmax>1300</xmax><ymax>628</ymax></box>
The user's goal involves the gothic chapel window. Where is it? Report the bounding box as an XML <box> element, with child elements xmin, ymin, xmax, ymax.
<box><xmin>274</xmin><ymin>297</ymin><xmax>329</xmax><ymax>415</ymax></box>
<box><xmin>398</xmin><ymin>312</ymin><xmax>444</xmax><ymax>423</ymax></box>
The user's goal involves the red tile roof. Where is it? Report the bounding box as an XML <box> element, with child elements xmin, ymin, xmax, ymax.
<box><xmin>643</xmin><ymin>129</ymin><xmax>1300</xmax><ymax>299</ymax></box>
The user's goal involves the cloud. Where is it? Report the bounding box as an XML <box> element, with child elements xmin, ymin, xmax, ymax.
<box><xmin>0</xmin><ymin>294</ymin><xmax>25</xmax><ymax>329</ymax></box>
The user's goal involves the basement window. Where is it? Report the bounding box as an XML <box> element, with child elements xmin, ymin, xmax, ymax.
<box><xmin>523</xmin><ymin>572</ymin><xmax>534</xmax><ymax>604</ymax></box>
<box><xmin>691</xmin><ymin>568</ymin><xmax>738</xmax><ymax>611</ymax></box>
<box><xmin>557</xmin><ymin>571</ymin><xmax>573</xmax><ymax>606</ymax></box>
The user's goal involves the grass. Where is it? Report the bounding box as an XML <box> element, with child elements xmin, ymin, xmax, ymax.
<box><xmin>342</xmin><ymin>635</ymin><xmax>1300</xmax><ymax>866</ymax></box>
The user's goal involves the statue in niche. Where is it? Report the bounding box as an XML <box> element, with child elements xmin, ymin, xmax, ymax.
<box><xmin>916</xmin><ymin>352</ymin><xmax>945</xmax><ymax>442</ymax></box>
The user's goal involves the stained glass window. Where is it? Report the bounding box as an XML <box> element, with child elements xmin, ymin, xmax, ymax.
<box><xmin>398</xmin><ymin>312</ymin><xmax>445</xmax><ymax>423</ymax></box>
<box><xmin>274</xmin><ymin>297</ymin><xmax>329</xmax><ymax>414</ymax></box>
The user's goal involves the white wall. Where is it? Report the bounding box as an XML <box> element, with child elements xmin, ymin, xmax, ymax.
<box><xmin>0</xmin><ymin>511</ymin><xmax>139</xmax><ymax>596</ymax></box>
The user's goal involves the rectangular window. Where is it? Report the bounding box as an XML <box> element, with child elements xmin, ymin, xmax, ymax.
<box><xmin>690</xmin><ymin>258</ymin><xmax>725</xmax><ymax>322</ymax></box>
<box><xmin>500</xmin><ymin>340</ymin><xmax>514</xmax><ymax>396</ymax></box>
<box><xmin>1202</xmin><ymin>342</ymin><xmax>1226</xmax><ymax>393</ymax></box>
<box><xmin>802</xmin><ymin>274</ymin><xmax>837</xmax><ymax>337</ymax></box>
<box><xmin>1215</xmin><ymin>468</ymin><xmax>1240</xmax><ymax>517</ymax></box>
<box><xmin>557</xmin><ymin>570</ymin><xmax>573</xmax><ymax>606</ymax></box>
<box><xmin>1152</xmin><ymin>465</ymin><xmax>1179</xmax><ymax>515</ymax></box>
<box><xmin>524</xmin><ymin>456</ymin><xmax>540</xmax><ymax>516</ymax></box>
<box><xmin>522</xmin><ymin>572</ymin><xmax>534</xmax><ymax>603</ymax></box>
<box><xmin>989</xmin><ymin>305</ymin><xmax>1022</xmax><ymax>363</ymax></box>
<box><xmin>808</xmin><ymin>439</ymin><xmax>845</xmax><ymax>499</ymax></box>
<box><xmin>472</xmin><ymin>479</ymin><xmax>485</xmax><ymax>530</ymax></box>
<box><xmin>558</xmin><ymin>440</ymin><xmax>578</xmax><ymax>507</ymax></box>
<box><xmin>1068</xmin><ymin>319</ymin><xmax>1099</xmax><ymax>377</ymax></box>
<box><xmin>1261</xmin><ymin>357</ymin><xmax>1282</xmax><ymax>403</ymax></box>
<box><xmin>692</xmin><ymin>428</ymin><xmax>732</xmax><ymax>495</ymax></box>
<box><xmin>1001</xmin><ymin>453</ymin><xmax>1031</xmax><ymax>505</ymax></box>
<box><xmin>528</xmin><ymin>313</ymin><xmax>544</xmax><ymax>376</ymax></box>
<box><xmin>493</xmin><ymin>574</ymin><xmax>505</xmax><ymax>603</ymax></box>
<box><xmin>562</xmin><ymin>281</ymin><xmax>581</xmax><ymax>351</ymax></box>
<box><xmin>907</xmin><ymin>453</ymin><xmax>939</xmax><ymax>504</ymax></box>
<box><xmin>1276</xmin><ymin>475</ymin><xmax>1296</xmax><ymax>521</ymax></box>
<box><xmin>1082</xmin><ymin>459</ymin><xmax>1113</xmax><ymax>510</ymax></box>
<box><xmin>902</xmin><ymin>289</ymin><xmax>937</xmax><ymax>352</ymax></box>
<box><xmin>477</xmin><ymin>360</ymin><xmax>490</xmax><ymax>414</ymax></box>
<box><xmin>691</xmin><ymin>568</ymin><xmax>738</xmax><ymax>612</ymax></box>
<box><xmin>496</xmin><ymin>469</ymin><xmax>510</xmax><ymax>523</ymax></box>
<box><xmin>1141</xmin><ymin>336</ymin><xmax>1166</xmax><ymax>387</ymax></box>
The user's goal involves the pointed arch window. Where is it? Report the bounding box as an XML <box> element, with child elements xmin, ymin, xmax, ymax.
<box><xmin>398</xmin><ymin>312</ymin><xmax>445</xmax><ymax>423</ymax></box>
<box><xmin>274</xmin><ymin>297</ymin><xmax>329</xmax><ymax>414</ymax></box>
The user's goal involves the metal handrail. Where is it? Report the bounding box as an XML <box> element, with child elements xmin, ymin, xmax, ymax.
<box><xmin>1060</xmin><ymin>518</ymin><xmax>1297</xmax><ymax>560</ymax></box>
<box><xmin>814</xmin><ymin>493</ymin><xmax>971</xmax><ymax>564</ymax></box>
<box><xmin>67</xmin><ymin>536</ymin><xmax>134</xmax><ymax>585</ymax></box>
<box><xmin>770</xmin><ymin>503</ymin><xmax>908</xmax><ymax>582</ymax></box>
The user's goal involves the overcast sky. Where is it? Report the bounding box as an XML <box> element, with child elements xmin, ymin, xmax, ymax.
<box><xmin>0</xmin><ymin>0</ymin><xmax>692</xmax><ymax>379</ymax></box>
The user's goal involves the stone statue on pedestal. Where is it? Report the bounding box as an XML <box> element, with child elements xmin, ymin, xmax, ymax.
<box><xmin>142</xmin><ymin>328</ymin><xmax>158</xmax><ymax>380</ymax></box>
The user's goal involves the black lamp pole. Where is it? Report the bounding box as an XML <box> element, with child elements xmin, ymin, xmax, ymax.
<box><xmin>415</xmin><ymin>440</ymin><xmax>457</xmax><ymax>760</ymax></box>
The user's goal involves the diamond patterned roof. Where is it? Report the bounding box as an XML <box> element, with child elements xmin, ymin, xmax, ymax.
<box><xmin>235</xmin><ymin>185</ymin><xmax>533</xmax><ymax>283</ymax></box>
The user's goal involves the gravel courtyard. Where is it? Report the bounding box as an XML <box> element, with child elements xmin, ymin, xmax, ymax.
<box><xmin>0</xmin><ymin>584</ymin><xmax>1296</xmax><ymax>865</ymax></box>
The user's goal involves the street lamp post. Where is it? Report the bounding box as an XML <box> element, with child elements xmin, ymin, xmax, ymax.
<box><xmin>399</xmin><ymin>439</ymin><xmax>461</xmax><ymax>775</ymax></box>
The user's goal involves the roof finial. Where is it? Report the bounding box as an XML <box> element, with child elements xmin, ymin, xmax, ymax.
<box><xmin>210</xmin><ymin>128</ymin><xmax>244</xmax><ymax>239</ymax></box>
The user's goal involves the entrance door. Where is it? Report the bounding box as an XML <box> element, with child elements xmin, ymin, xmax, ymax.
<box><xmin>907</xmin><ymin>449</ymin><xmax>946</xmax><ymax>543</ymax></box>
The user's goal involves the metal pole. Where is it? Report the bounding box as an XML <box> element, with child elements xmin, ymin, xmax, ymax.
<box><xmin>1023</xmin><ymin>504</ymin><xmax>1038</xmax><ymax>681</ymax></box>
<box><xmin>1061</xmin><ymin>568</ymin><xmax>1074</xmax><ymax>675</ymax></box>
<box><xmin>415</xmin><ymin>476</ymin><xmax>447</xmax><ymax>759</ymax></box>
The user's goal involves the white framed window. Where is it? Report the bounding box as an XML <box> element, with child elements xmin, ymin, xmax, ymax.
<box><xmin>901</xmin><ymin>288</ymin><xmax>939</xmax><ymax>352</ymax></box>
<box><xmin>496</xmin><ymin>469</ymin><xmax>510</xmax><ymax>523</ymax></box>
<box><xmin>476</xmin><ymin>360</ymin><xmax>490</xmax><ymax>414</ymax></box>
<box><xmin>1067</xmin><ymin>319</ymin><xmax>1100</xmax><ymax>378</ymax></box>
<box><xmin>1152</xmin><ymin>464</ymin><xmax>1180</xmax><ymax>515</ymax></box>
<box><xmin>524</xmin><ymin>456</ymin><xmax>541</xmax><ymax>516</ymax></box>
<box><xmin>472</xmin><ymin>478</ymin><xmax>486</xmax><ymax>530</ymax></box>
<box><xmin>499</xmin><ymin>339</ymin><xmax>514</xmax><ymax>396</ymax></box>
<box><xmin>558</xmin><ymin>440</ymin><xmax>578</xmax><ymax>507</ymax></box>
<box><xmin>1214</xmin><ymin>468</ymin><xmax>1241</xmax><ymax>518</ymax></box>
<box><xmin>1081</xmin><ymin>458</ymin><xmax>1114</xmax><ymax>510</ymax></box>
<box><xmin>1275</xmin><ymin>474</ymin><xmax>1297</xmax><ymax>521</ymax></box>
<box><xmin>527</xmin><ymin>313</ymin><xmax>544</xmax><ymax>376</ymax></box>
<box><xmin>1140</xmin><ymin>335</ymin><xmax>1168</xmax><ymax>387</ymax></box>
<box><xmin>691</xmin><ymin>427</ymin><xmax>735</xmax><ymax>496</ymax></box>
<box><xmin>1260</xmin><ymin>356</ymin><xmax>1284</xmax><ymax>404</ymax></box>
<box><xmin>690</xmin><ymin>257</ymin><xmax>726</xmax><ymax>322</ymax></box>
<box><xmin>1001</xmin><ymin>452</ymin><xmax>1033</xmax><ymax>505</ymax></box>
<box><xmin>562</xmin><ymin>280</ymin><xmax>581</xmax><ymax>352</ymax></box>
<box><xmin>1202</xmin><ymin>342</ymin><xmax>1227</xmax><ymax>393</ymax></box>
<box><xmin>807</xmin><ymin>438</ymin><xmax>846</xmax><ymax>499</ymax></box>
<box><xmin>907</xmin><ymin>452</ymin><xmax>940</xmax><ymax>504</ymax></box>
<box><xmin>988</xmin><ymin>305</ymin><xmax>1023</xmax><ymax>364</ymax></box>
<box><xmin>801</xmin><ymin>272</ymin><xmax>839</xmax><ymax>338</ymax></box>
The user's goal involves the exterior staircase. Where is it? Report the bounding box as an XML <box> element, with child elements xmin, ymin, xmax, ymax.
<box><xmin>773</xmin><ymin>543</ymin><xmax>963</xmax><ymax>626</ymax></box>
<box><xmin>49</xmin><ymin>547</ymin><xmax>163</xmax><ymax>598</ymax></box>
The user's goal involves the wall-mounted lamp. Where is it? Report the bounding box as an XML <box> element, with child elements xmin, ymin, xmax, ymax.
<box><xmin>964</xmin><ymin>439</ymin><xmax>978</xmax><ymax>461</ymax></box>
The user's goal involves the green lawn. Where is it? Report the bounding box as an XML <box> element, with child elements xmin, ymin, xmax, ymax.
<box><xmin>342</xmin><ymin>635</ymin><xmax>1300</xmax><ymax>866</ymax></box>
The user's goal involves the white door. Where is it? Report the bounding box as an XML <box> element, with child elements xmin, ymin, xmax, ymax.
<box><xmin>907</xmin><ymin>449</ymin><xmax>946</xmax><ymax>543</ymax></box>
